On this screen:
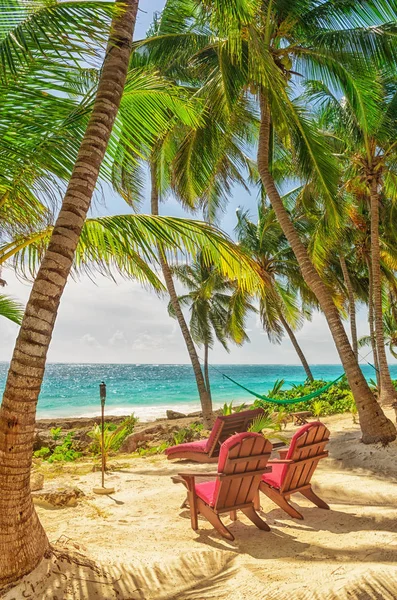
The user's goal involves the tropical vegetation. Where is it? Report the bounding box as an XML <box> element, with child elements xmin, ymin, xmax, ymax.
<box><xmin>2</xmin><ymin>0</ymin><xmax>397</xmax><ymax>591</ymax></box>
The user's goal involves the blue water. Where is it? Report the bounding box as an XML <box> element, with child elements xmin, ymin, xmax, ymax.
<box><xmin>0</xmin><ymin>362</ymin><xmax>393</xmax><ymax>421</ymax></box>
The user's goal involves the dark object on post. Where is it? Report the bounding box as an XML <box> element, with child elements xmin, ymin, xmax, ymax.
<box><xmin>165</xmin><ymin>408</ymin><xmax>266</xmax><ymax>463</ymax></box>
<box><xmin>258</xmin><ymin>421</ymin><xmax>330</xmax><ymax>519</ymax></box>
<box><xmin>291</xmin><ymin>411</ymin><xmax>312</xmax><ymax>426</ymax></box>
<box><xmin>174</xmin><ymin>432</ymin><xmax>272</xmax><ymax>540</ymax></box>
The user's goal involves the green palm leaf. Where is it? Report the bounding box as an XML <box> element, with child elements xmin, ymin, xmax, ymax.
<box><xmin>0</xmin><ymin>293</ymin><xmax>24</xmax><ymax>324</ymax></box>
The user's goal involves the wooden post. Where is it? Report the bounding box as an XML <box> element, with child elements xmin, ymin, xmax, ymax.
<box><xmin>100</xmin><ymin>381</ymin><xmax>106</xmax><ymax>488</ymax></box>
<box><xmin>93</xmin><ymin>382</ymin><xmax>114</xmax><ymax>495</ymax></box>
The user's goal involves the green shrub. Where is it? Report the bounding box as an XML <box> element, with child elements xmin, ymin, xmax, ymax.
<box><xmin>121</xmin><ymin>413</ymin><xmax>139</xmax><ymax>434</ymax></box>
<box><xmin>33</xmin><ymin>447</ymin><xmax>51</xmax><ymax>459</ymax></box>
<box><xmin>47</xmin><ymin>432</ymin><xmax>81</xmax><ymax>463</ymax></box>
<box><xmin>137</xmin><ymin>442</ymin><xmax>170</xmax><ymax>457</ymax></box>
<box><xmin>311</xmin><ymin>400</ymin><xmax>324</xmax><ymax>418</ymax></box>
<box><xmin>50</xmin><ymin>427</ymin><xmax>62</xmax><ymax>441</ymax></box>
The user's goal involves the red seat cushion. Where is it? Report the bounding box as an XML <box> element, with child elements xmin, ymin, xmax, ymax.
<box><xmin>262</xmin><ymin>463</ymin><xmax>285</xmax><ymax>489</ymax></box>
<box><xmin>195</xmin><ymin>480</ymin><xmax>217</xmax><ymax>507</ymax></box>
<box><xmin>165</xmin><ymin>439</ymin><xmax>208</xmax><ymax>456</ymax></box>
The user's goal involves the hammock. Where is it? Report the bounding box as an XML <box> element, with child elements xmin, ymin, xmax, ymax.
<box><xmin>221</xmin><ymin>372</ymin><xmax>346</xmax><ymax>406</ymax></box>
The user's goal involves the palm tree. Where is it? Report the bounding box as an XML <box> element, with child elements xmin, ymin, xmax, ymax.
<box><xmin>216</xmin><ymin>0</ymin><xmax>397</xmax><ymax>442</ymax></box>
<box><xmin>235</xmin><ymin>205</ymin><xmax>314</xmax><ymax>381</ymax></box>
<box><xmin>170</xmin><ymin>253</ymin><xmax>254</xmax><ymax>399</ymax></box>
<box><xmin>113</xmin><ymin>26</ymin><xmax>258</xmax><ymax>426</ymax></box>
<box><xmin>310</xmin><ymin>75</ymin><xmax>397</xmax><ymax>407</ymax></box>
<box><xmin>141</xmin><ymin>0</ymin><xmax>397</xmax><ymax>442</ymax></box>
<box><xmin>0</xmin><ymin>0</ymin><xmax>140</xmax><ymax>587</ymax></box>
<box><xmin>359</xmin><ymin>301</ymin><xmax>397</xmax><ymax>362</ymax></box>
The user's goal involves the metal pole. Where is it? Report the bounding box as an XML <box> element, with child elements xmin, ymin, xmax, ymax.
<box><xmin>100</xmin><ymin>381</ymin><xmax>106</xmax><ymax>488</ymax></box>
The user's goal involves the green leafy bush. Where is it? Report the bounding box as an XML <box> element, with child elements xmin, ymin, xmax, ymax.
<box><xmin>137</xmin><ymin>442</ymin><xmax>170</xmax><ymax>457</ymax></box>
<box><xmin>33</xmin><ymin>447</ymin><xmax>51</xmax><ymax>459</ymax></box>
<box><xmin>50</xmin><ymin>427</ymin><xmax>62</xmax><ymax>441</ymax></box>
<box><xmin>88</xmin><ymin>423</ymin><xmax>128</xmax><ymax>466</ymax></box>
<box><xmin>47</xmin><ymin>432</ymin><xmax>82</xmax><ymax>463</ymax></box>
<box><xmin>121</xmin><ymin>413</ymin><xmax>139</xmax><ymax>434</ymax></box>
<box><xmin>172</xmin><ymin>422</ymin><xmax>205</xmax><ymax>445</ymax></box>
<box><xmin>253</xmin><ymin>379</ymin><xmax>354</xmax><ymax>417</ymax></box>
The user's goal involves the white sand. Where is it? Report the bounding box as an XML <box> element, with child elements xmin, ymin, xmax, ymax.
<box><xmin>3</xmin><ymin>412</ymin><xmax>397</xmax><ymax>599</ymax></box>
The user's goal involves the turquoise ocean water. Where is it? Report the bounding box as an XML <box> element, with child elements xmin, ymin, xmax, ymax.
<box><xmin>0</xmin><ymin>362</ymin><xmax>394</xmax><ymax>421</ymax></box>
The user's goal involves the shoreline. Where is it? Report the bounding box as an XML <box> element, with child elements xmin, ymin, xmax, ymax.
<box><xmin>35</xmin><ymin>399</ymin><xmax>243</xmax><ymax>423</ymax></box>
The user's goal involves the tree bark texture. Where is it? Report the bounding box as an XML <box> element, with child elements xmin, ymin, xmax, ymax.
<box><xmin>150</xmin><ymin>167</ymin><xmax>213</xmax><ymax>428</ymax></box>
<box><xmin>369</xmin><ymin>177</ymin><xmax>397</xmax><ymax>408</ymax></box>
<box><xmin>0</xmin><ymin>0</ymin><xmax>139</xmax><ymax>588</ymax></box>
<box><xmin>257</xmin><ymin>92</ymin><xmax>395</xmax><ymax>444</ymax></box>
<box><xmin>278</xmin><ymin>311</ymin><xmax>314</xmax><ymax>381</ymax></box>
<box><xmin>339</xmin><ymin>254</ymin><xmax>358</xmax><ymax>359</ymax></box>
<box><xmin>203</xmin><ymin>342</ymin><xmax>212</xmax><ymax>401</ymax></box>
<box><xmin>366</xmin><ymin>255</ymin><xmax>381</xmax><ymax>388</ymax></box>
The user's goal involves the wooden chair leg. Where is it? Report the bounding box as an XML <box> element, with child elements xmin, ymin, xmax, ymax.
<box><xmin>300</xmin><ymin>486</ymin><xmax>330</xmax><ymax>510</ymax></box>
<box><xmin>241</xmin><ymin>507</ymin><xmax>270</xmax><ymax>531</ymax></box>
<box><xmin>254</xmin><ymin>490</ymin><xmax>261</xmax><ymax>511</ymax></box>
<box><xmin>260</xmin><ymin>483</ymin><xmax>303</xmax><ymax>520</ymax></box>
<box><xmin>197</xmin><ymin>499</ymin><xmax>235</xmax><ymax>541</ymax></box>
<box><xmin>187</xmin><ymin>490</ymin><xmax>198</xmax><ymax>531</ymax></box>
<box><xmin>180</xmin><ymin>494</ymin><xmax>188</xmax><ymax>509</ymax></box>
<box><xmin>230</xmin><ymin>510</ymin><xmax>237</xmax><ymax>521</ymax></box>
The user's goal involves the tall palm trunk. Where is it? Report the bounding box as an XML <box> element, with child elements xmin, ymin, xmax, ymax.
<box><xmin>278</xmin><ymin>311</ymin><xmax>314</xmax><ymax>381</ymax></box>
<box><xmin>0</xmin><ymin>1</ymin><xmax>138</xmax><ymax>588</ymax></box>
<box><xmin>150</xmin><ymin>167</ymin><xmax>213</xmax><ymax>428</ymax></box>
<box><xmin>257</xmin><ymin>93</ymin><xmax>395</xmax><ymax>444</ymax></box>
<box><xmin>370</xmin><ymin>177</ymin><xmax>397</xmax><ymax>408</ymax></box>
<box><xmin>366</xmin><ymin>255</ymin><xmax>381</xmax><ymax>388</ymax></box>
<box><xmin>203</xmin><ymin>342</ymin><xmax>212</xmax><ymax>401</ymax></box>
<box><xmin>339</xmin><ymin>254</ymin><xmax>358</xmax><ymax>359</ymax></box>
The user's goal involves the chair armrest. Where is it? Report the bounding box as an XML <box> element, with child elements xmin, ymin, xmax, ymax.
<box><xmin>178</xmin><ymin>472</ymin><xmax>219</xmax><ymax>478</ymax></box>
<box><xmin>268</xmin><ymin>459</ymin><xmax>293</xmax><ymax>464</ymax></box>
<box><xmin>278</xmin><ymin>449</ymin><xmax>289</xmax><ymax>459</ymax></box>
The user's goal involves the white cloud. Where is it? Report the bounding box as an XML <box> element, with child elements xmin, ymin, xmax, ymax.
<box><xmin>80</xmin><ymin>333</ymin><xmax>100</xmax><ymax>347</ymax></box>
<box><xmin>109</xmin><ymin>330</ymin><xmax>127</xmax><ymax>346</ymax></box>
<box><xmin>1</xmin><ymin>267</ymin><xmax>396</xmax><ymax>366</ymax></box>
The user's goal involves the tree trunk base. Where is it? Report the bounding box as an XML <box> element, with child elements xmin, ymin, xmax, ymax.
<box><xmin>0</xmin><ymin>502</ymin><xmax>49</xmax><ymax>590</ymax></box>
<box><xmin>379</xmin><ymin>389</ymin><xmax>397</xmax><ymax>409</ymax></box>
<box><xmin>360</xmin><ymin>415</ymin><xmax>396</xmax><ymax>445</ymax></box>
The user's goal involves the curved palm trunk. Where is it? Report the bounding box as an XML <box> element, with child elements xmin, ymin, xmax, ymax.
<box><xmin>203</xmin><ymin>342</ymin><xmax>212</xmax><ymax>401</ymax></box>
<box><xmin>366</xmin><ymin>255</ymin><xmax>381</xmax><ymax>388</ymax></box>
<box><xmin>370</xmin><ymin>178</ymin><xmax>397</xmax><ymax>409</ymax></box>
<box><xmin>339</xmin><ymin>254</ymin><xmax>358</xmax><ymax>359</ymax></box>
<box><xmin>0</xmin><ymin>1</ymin><xmax>138</xmax><ymax>588</ymax></box>
<box><xmin>150</xmin><ymin>168</ymin><xmax>213</xmax><ymax>428</ymax></box>
<box><xmin>278</xmin><ymin>312</ymin><xmax>314</xmax><ymax>381</ymax></box>
<box><xmin>257</xmin><ymin>93</ymin><xmax>395</xmax><ymax>444</ymax></box>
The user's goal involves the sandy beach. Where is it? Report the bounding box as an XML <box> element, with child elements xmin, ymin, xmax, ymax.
<box><xmin>4</xmin><ymin>411</ymin><xmax>397</xmax><ymax>600</ymax></box>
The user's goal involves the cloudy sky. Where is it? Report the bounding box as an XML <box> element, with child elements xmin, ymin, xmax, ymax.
<box><xmin>2</xmin><ymin>1</ymin><xmax>393</xmax><ymax>367</ymax></box>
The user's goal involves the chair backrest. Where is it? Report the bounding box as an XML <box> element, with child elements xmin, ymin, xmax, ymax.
<box><xmin>205</xmin><ymin>407</ymin><xmax>266</xmax><ymax>457</ymax></box>
<box><xmin>211</xmin><ymin>432</ymin><xmax>272</xmax><ymax>511</ymax></box>
<box><xmin>280</xmin><ymin>421</ymin><xmax>330</xmax><ymax>494</ymax></box>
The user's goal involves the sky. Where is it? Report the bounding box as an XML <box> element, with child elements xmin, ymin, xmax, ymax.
<box><xmin>1</xmin><ymin>1</ymin><xmax>393</xmax><ymax>367</ymax></box>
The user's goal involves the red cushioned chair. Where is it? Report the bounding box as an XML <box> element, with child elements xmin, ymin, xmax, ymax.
<box><xmin>258</xmin><ymin>421</ymin><xmax>330</xmax><ymax>520</ymax></box>
<box><xmin>175</xmin><ymin>432</ymin><xmax>272</xmax><ymax>540</ymax></box>
<box><xmin>165</xmin><ymin>407</ymin><xmax>265</xmax><ymax>463</ymax></box>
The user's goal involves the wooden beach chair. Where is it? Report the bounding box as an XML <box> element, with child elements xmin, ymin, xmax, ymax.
<box><xmin>165</xmin><ymin>407</ymin><xmax>266</xmax><ymax>463</ymax></box>
<box><xmin>258</xmin><ymin>421</ymin><xmax>330</xmax><ymax>520</ymax></box>
<box><xmin>175</xmin><ymin>432</ymin><xmax>273</xmax><ymax>540</ymax></box>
